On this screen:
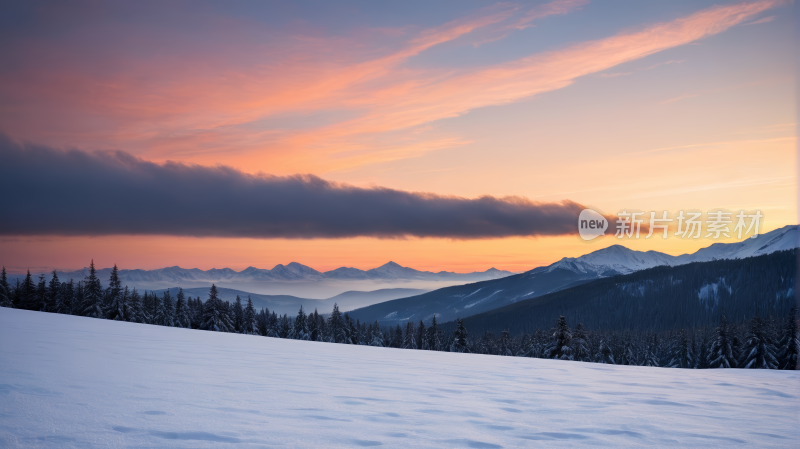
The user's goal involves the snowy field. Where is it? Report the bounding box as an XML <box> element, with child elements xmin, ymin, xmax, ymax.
<box><xmin>1</xmin><ymin>308</ymin><xmax>798</xmax><ymax>448</ymax></box>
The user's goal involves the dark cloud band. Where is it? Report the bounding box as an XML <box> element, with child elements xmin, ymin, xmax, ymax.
<box><xmin>0</xmin><ymin>134</ymin><xmax>585</xmax><ymax>238</ymax></box>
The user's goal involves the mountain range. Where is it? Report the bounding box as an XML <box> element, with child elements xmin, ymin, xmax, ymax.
<box><xmin>29</xmin><ymin>262</ymin><xmax>514</xmax><ymax>290</ymax></box>
<box><xmin>348</xmin><ymin>225</ymin><xmax>799</xmax><ymax>326</ymax></box>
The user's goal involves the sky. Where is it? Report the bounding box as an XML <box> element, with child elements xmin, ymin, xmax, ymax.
<box><xmin>0</xmin><ymin>0</ymin><xmax>796</xmax><ymax>274</ymax></box>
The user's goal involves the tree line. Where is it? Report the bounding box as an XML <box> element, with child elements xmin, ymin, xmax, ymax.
<box><xmin>0</xmin><ymin>259</ymin><xmax>796</xmax><ymax>370</ymax></box>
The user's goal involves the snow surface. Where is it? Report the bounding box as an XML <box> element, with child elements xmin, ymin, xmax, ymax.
<box><xmin>1</xmin><ymin>308</ymin><xmax>798</xmax><ymax>448</ymax></box>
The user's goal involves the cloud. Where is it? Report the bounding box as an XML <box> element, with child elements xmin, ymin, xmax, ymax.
<box><xmin>0</xmin><ymin>0</ymin><xmax>781</xmax><ymax>174</ymax></box>
<box><xmin>0</xmin><ymin>135</ymin><xmax>587</xmax><ymax>239</ymax></box>
<box><xmin>743</xmin><ymin>15</ymin><xmax>775</xmax><ymax>25</ymax></box>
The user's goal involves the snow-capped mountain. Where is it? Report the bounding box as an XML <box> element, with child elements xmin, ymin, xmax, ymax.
<box><xmin>349</xmin><ymin>225</ymin><xmax>798</xmax><ymax>326</ymax></box>
<box><xmin>547</xmin><ymin>224</ymin><xmax>798</xmax><ymax>276</ymax></box>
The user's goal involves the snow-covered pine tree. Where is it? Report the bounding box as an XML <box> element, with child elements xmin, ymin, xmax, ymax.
<box><xmin>0</xmin><ymin>267</ymin><xmax>10</xmax><ymax>308</ymax></box>
<box><xmin>267</xmin><ymin>311</ymin><xmax>279</xmax><ymax>337</ymax></box>
<box><xmin>277</xmin><ymin>314</ymin><xmax>291</xmax><ymax>338</ymax></box>
<box><xmin>369</xmin><ymin>320</ymin><xmax>385</xmax><ymax>347</ymax></box>
<box><xmin>621</xmin><ymin>335</ymin><xmax>636</xmax><ymax>366</ymax></box>
<box><xmin>154</xmin><ymin>291</ymin><xmax>169</xmax><ymax>326</ymax></box>
<box><xmin>306</xmin><ymin>308</ymin><xmax>318</xmax><ymax>340</ymax></box>
<box><xmin>343</xmin><ymin>313</ymin><xmax>356</xmax><ymax>344</ymax></box>
<box><xmin>708</xmin><ymin>315</ymin><xmax>735</xmax><ymax>368</ymax></box>
<box><xmin>738</xmin><ymin>316</ymin><xmax>778</xmax><ymax>369</ymax></box>
<box><xmin>17</xmin><ymin>271</ymin><xmax>35</xmax><ymax>309</ymax></box>
<box><xmin>82</xmin><ymin>260</ymin><xmax>104</xmax><ymax>318</ymax></box>
<box><xmin>544</xmin><ymin>316</ymin><xmax>573</xmax><ymax>360</ymax></box>
<box><xmin>777</xmin><ymin>307</ymin><xmax>799</xmax><ymax>370</ymax></box>
<box><xmin>238</xmin><ymin>296</ymin><xmax>254</xmax><ymax>334</ymax></box>
<box><xmin>597</xmin><ymin>340</ymin><xmax>615</xmax><ymax>364</ymax></box>
<box><xmin>427</xmin><ymin>315</ymin><xmax>442</xmax><ymax>351</ymax></box>
<box><xmin>73</xmin><ymin>281</ymin><xmax>85</xmax><ymax>315</ymax></box>
<box><xmin>57</xmin><ymin>279</ymin><xmax>74</xmax><ymax>315</ymax></box>
<box><xmin>127</xmin><ymin>288</ymin><xmax>142</xmax><ymax>323</ymax></box>
<box><xmin>106</xmin><ymin>285</ymin><xmax>128</xmax><ymax>321</ymax></box>
<box><xmin>174</xmin><ymin>288</ymin><xmax>189</xmax><ymax>328</ymax></box>
<box><xmin>328</xmin><ymin>303</ymin><xmax>349</xmax><ymax>343</ymax></box>
<box><xmin>47</xmin><ymin>271</ymin><xmax>61</xmax><ymax>313</ymax></box>
<box><xmin>140</xmin><ymin>291</ymin><xmax>153</xmax><ymax>324</ymax></box>
<box><xmin>571</xmin><ymin>323</ymin><xmax>591</xmax><ymax>362</ymax></box>
<box><xmin>200</xmin><ymin>285</ymin><xmax>233</xmax><ymax>332</ymax></box>
<box><xmin>255</xmin><ymin>308</ymin><xmax>268</xmax><ymax>336</ymax></box>
<box><xmin>293</xmin><ymin>305</ymin><xmax>309</xmax><ymax>340</ymax></box>
<box><xmin>667</xmin><ymin>332</ymin><xmax>693</xmax><ymax>369</ymax></box>
<box><xmin>415</xmin><ymin>320</ymin><xmax>427</xmax><ymax>350</ymax></box>
<box><xmin>233</xmin><ymin>296</ymin><xmax>244</xmax><ymax>333</ymax></box>
<box><xmin>36</xmin><ymin>274</ymin><xmax>48</xmax><ymax>312</ymax></box>
<box><xmin>450</xmin><ymin>318</ymin><xmax>469</xmax><ymax>353</ymax></box>
<box><xmin>499</xmin><ymin>330</ymin><xmax>513</xmax><ymax>356</ymax></box>
<box><xmin>401</xmin><ymin>322</ymin><xmax>417</xmax><ymax>349</ymax></box>
<box><xmin>106</xmin><ymin>264</ymin><xmax>122</xmax><ymax>312</ymax></box>
<box><xmin>642</xmin><ymin>334</ymin><xmax>660</xmax><ymax>367</ymax></box>
<box><xmin>696</xmin><ymin>331</ymin><xmax>710</xmax><ymax>369</ymax></box>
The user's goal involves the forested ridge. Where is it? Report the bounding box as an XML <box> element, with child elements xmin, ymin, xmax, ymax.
<box><xmin>0</xmin><ymin>250</ymin><xmax>797</xmax><ymax>370</ymax></box>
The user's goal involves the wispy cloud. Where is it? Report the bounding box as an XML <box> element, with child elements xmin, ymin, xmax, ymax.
<box><xmin>743</xmin><ymin>15</ymin><xmax>776</xmax><ymax>25</ymax></box>
<box><xmin>0</xmin><ymin>0</ymin><xmax>782</xmax><ymax>174</ymax></box>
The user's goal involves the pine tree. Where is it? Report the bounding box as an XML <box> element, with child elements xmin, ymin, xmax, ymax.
<box><xmin>598</xmin><ymin>340</ymin><xmax>615</xmax><ymax>364</ymax></box>
<box><xmin>47</xmin><ymin>271</ymin><xmax>61</xmax><ymax>313</ymax></box>
<box><xmin>128</xmin><ymin>288</ymin><xmax>142</xmax><ymax>323</ymax></box>
<box><xmin>57</xmin><ymin>279</ymin><xmax>74</xmax><ymax>314</ymax></box>
<box><xmin>642</xmin><ymin>334</ymin><xmax>660</xmax><ymax>367</ymax></box>
<box><xmin>82</xmin><ymin>260</ymin><xmax>104</xmax><ymax>318</ymax></box>
<box><xmin>668</xmin><ymin>332</ymin><xmax>693</xmax><ymax>369</ymax></box>
<box><xmin>293</xmin><ymin>305</ymin><xmax>309</xmax><ymax>340</ymax></box>
<box><xmin>36</xmin><ymin>274</ymin><xmax>48</xmax><ymax>312</ymax></box>
<box><xmin>571</xmin><ymin>323</ymin><xmax>591</xmax><ymax>362</ymax></box>
<box><xmin>450</xmin><ymin>318</ymin><xmax>469</xmax><ymax>353</ymax></box>
<box><xmin>277</xmin><ymin>314</ymin><xmax>291</xmax><ymax>338</ymax></box>
<box><xmin>174</xmin><ymin>288</ymin><xmax>190</xmax><ymax>328</ymax></box>
<box><xmin>402</xmin><ymin>322</ymin><xmax>417</xmax><ymax>349</ymax></box>
<box><xmin>369</xmin><ymin>320</ymin><xmax>385</xmax><ymax>347</ymax></box>
<box><xmin>256</xmin><ymin>308</ymin><xmax>268</xmax><ymax>336</ymax></box>
<box><xmin>427</xmin><ymin>315</ymin><xmax>442</xmax><ymax>351</ymax></box>
<box><xmin>739</xmin><ymin>316</ymin><xmax>778</xmax><ymax>369</ymax></box>
<box><xmin>267</xmin><ymin>311</ymin><xmax>279</xmax><ymax>337</ymax></box>
<box><xmin>233</xmin><ymin>296</ymin><xmax>244</xmax><ymax>333</ymax></box>
<box><xmin>777</xmin><ymin>307</ymin><xmax>799</xmax><ymax>370</ymax></box>
<box><xmin>499</xmin><ymin>330</ymin><xmax>512</xmax><ymax>356</ymax></box>
<box><xmin>140</xmin><ymin>291</ymin><xmax>153</xmax><ymax>324</ymax></box>
<box><xmin>416</xmin><ymin>320</ymin><xmax>427</xmax><ymax>350</ymax></box>
<box><xmin>73</xmin><ymin>281</ymin><xmax>85</xmax><ymax>315</ymax></box>
<box><xmin>0</xmin><ymin>266</ymin><xmax>10</xmax><ymax>308</ymax></box>
<box><xmin>544</xmin><ymin>316</ymin><xmax>573</xmax><ymax>360</ymax></box>
<box><xmin>200</xmin><ymin>284</ymin><xmax>233</xmax><ymax>332</ymax></box>
<box><xmin>328</xmin><ymin>303</ymin><xmax>348</xmax><ymax>343</ymax></box>
<box><xmin>155</xmin><ymin>291</ymin><xmax>173</xmax><ymax>326</ymax></box>
<box><xmin>106</xmin><ymin>285</ymin><xmax>128</xmax><ymax>321</ymax></box>
<box><xmin>107</xmin><ymin>264</ymin><xmax>122</xmax><ymax>312</ymax></box>
<box><xmin>242</xmin><ymin>296</ymin><xmax>256</xmax><ymax>335</ymax></box>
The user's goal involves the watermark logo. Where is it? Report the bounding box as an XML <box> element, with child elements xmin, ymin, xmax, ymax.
<box><xmin>577</xmin><ymin>209</ymin><xmax>763</xmax><ymax>241</ymax></box>
<box><xmin>578</xmin><ymin>208</ymin><xmax>608</xmax><ymax>241</ymax></box>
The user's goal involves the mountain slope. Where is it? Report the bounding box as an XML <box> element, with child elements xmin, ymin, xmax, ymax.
<box><xmin>349</xmin><ymin>225</ymin><xmax>798</xmax><ymax>326</ymax></box>
<box><xmin>447</xmin><ymin>249</ymin><xmax>796</xmax><ymax>336</ymax></box>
